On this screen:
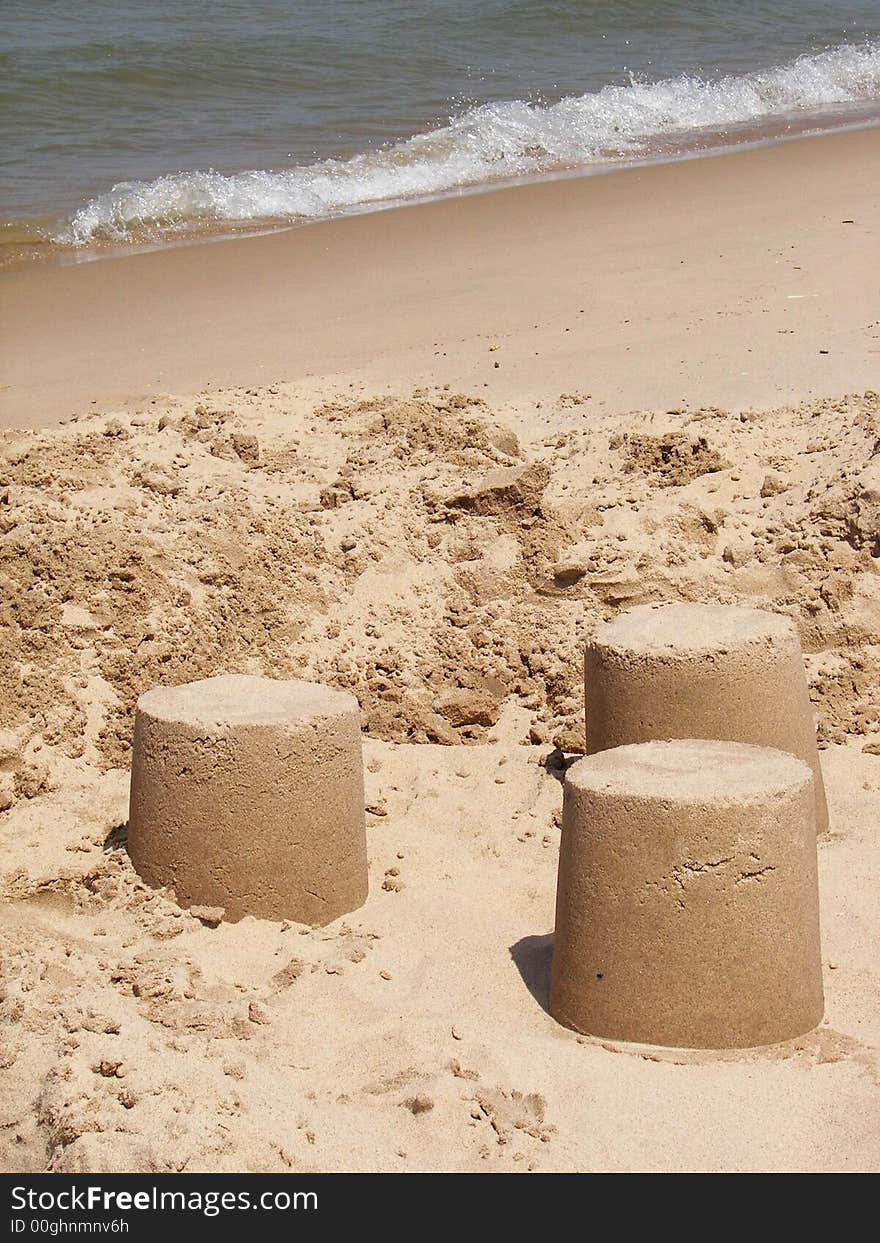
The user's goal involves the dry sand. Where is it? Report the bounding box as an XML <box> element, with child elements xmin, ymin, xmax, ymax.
<box><xmin>1</xmin><ymin>128</ymin><xmax>879</xmax><ymax>1172</ymax></box>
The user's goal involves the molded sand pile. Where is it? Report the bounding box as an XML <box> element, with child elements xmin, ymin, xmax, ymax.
<box><xmin>584</xmin><ymin>602</ymin><xmax>829</xmax><ymax>833</ymax></box>
<box><xmin>128</xmin><ymin>674</ymin><xmax>367</xmax><ymax>925</ymax></box>
<box><xmin>550</xmin><ymin>739</ymin><xmax>823</xmax><ymax>1049</ymax></box>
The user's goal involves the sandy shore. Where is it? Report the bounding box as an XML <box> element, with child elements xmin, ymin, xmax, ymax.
<box><xmin>1</xmin><ymin>126</ymin><xmax>879</xmax><ymax>429</ymax></box>
<box><xmin>1</xmin><ymin>129</ymin><xmax>879</xmax><ymax>1173</ymax></box>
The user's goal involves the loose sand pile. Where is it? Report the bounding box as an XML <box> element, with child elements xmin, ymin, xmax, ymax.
<box><xmin>1</xmin><ymin>384</ymin><xmax>878</xmax><ymax>1171</ymax></box>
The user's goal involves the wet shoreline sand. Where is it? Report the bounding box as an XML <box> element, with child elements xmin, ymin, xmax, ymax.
<box><xmin>2</xmin><ymin>126</ymin><xmax>878</xmax><ymax>429</ymax></box>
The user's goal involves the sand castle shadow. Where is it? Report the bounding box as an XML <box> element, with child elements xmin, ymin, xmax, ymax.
<box><xmin>542</xmin><ymin>749</ymin><xmax>578</xmax><ymax>784</ymax></box>
<box><xmin>103</xmin><ymin>822</ymin><xmax>128</xmax><ymax>852</ymax></box>
<box><xmin>509</xmin><ymin>932</ymin><xmax>554</xmax><ymax>1013</ymax></box>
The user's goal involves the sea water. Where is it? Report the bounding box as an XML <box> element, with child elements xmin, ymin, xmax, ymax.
<box><xmin>2</xmin><ymin>0</ymin><xmax>879</xmax><ymax>254</ymax></box>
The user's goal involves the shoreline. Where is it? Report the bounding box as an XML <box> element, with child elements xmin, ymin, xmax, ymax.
<box><xmin>1</xmin><ymin>125</ymin><xmax>879</xmax><ymax>429</ymax></box>
<box><xmin>6</xmin><ymin>111</ymin><xmax>879</xmax><ymax>275</ymax></box>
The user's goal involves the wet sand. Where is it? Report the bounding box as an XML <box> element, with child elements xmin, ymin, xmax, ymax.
<box><xmin>1</xmin><ymin>127</ymin><xmax>878</xmax><ymax>429</ymax></box>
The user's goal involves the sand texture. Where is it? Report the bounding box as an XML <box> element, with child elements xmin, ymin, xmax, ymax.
<box><xmin>1</xmin><ymin>379</ymin><xmax>879</xmax><ymax>1172</ymax></box>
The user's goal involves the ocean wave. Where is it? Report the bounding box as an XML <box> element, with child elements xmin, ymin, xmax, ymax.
<box><xmin>57</xmin><ymin>40</ymin><xmax>880</xmax><ymax>244</ymax></box>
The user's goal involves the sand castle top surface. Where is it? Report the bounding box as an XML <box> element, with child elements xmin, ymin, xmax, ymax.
<box><xmin>566</xmin><ymin>739</ymin><xmax>811</xmax><ymax>803</ymax></box>
<box><xmin>137</xmin><ymin>675</ymin><xmax>359</xmax><ymax>728</ymax></box>
<box><xmin>591</xmin><ymin>602</ymin><xmax>795</xmax><ymax>656</ymax></box>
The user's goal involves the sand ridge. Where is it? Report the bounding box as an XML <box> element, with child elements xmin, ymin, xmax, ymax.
<box><xmin>1</xmin><ymin>382</ymin><xmax>879</xmax><ymax>1172</ymax></box>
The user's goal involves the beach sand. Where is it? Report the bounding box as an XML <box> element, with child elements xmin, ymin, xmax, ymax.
<box><xmin>1</xmin><ymin>127</ymin><xmax>879</xmax><ymax>1172</ymax></box>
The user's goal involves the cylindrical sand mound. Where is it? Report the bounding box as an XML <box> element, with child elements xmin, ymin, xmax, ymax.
<box><xmin>128</xmin><ymin>674</ymin><xmax>368</xmax><ymax>925</ymax></box>
<box><xmin>549</xmin><ymin>739</ymin><xmax>823</xmax><ymax>1049</ymax></box>
<box><xmin>584</xmin><ymin>601</ymin><xmax>829</xmax><ymax>834</ymax></box>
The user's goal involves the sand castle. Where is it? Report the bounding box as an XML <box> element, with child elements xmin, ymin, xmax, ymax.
<box><xmin>128</xmin><ymin>674</ymin><xmax>368</xmax><ymax>925</ymax></box>
<box><xmin>126</xmin><ymin>601</ymin><xmax>825</xmax><ymax>1051</ymax></box>
<box><xmin>549</xmin><ymin>601</ymin><xmax>826</xmax><ymax>1049</ymax></box>
<box><xmin>583</xmin><ymin>601</ymin><xmax>829</xmax><ymax>834</ymax></box>
<box><xmin>549</xmin><ymin>739</ymin><xmax>824</xmax><ymax>1048</ymax></box>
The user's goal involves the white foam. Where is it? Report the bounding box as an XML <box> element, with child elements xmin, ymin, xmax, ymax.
<box><xmin>56</xmin><ymin>41</ymin><xmax>880</xmax><ymax>245</ymax></box>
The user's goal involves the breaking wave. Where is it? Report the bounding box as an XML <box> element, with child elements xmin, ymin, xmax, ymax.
<box><xmin>56</xmin><ymin>41</ymin><xmax>880</xmax><ymax>245</ymax></box>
